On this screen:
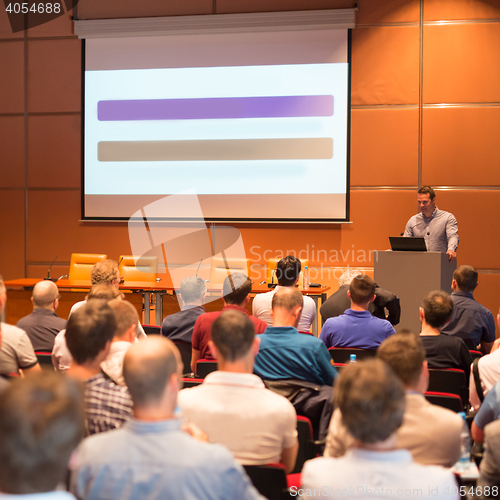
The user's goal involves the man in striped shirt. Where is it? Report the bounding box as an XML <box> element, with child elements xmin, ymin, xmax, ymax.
<box><xmin>66</xmin><ymin>300</ymin><xmax>132</xmax><ymax>435</ymax></box>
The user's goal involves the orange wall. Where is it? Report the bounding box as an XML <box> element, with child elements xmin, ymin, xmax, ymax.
<box><xmin>1</xmin><ymin>0</ymin><xmax>499</xmax><ymax>330</ymax></box>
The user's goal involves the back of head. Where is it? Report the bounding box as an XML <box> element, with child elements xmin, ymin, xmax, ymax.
<box><xmin>87</xmin><ymin>283</ymin><xmax>120</xmax><ymax>301</ymax></box>
<box><xmin>212</xmin><ymin>310</ymin><xmax>255</xmax><ymax>362</ymax></box>
<box><xmin>453</xmin><ymin>265</ymin><xmax>478</xmax><ymax>293</ymax></box>
<box><xmin>272</xmin><ymin>286</ymin><xmax>304</xmax><ymax>312</ymax></box>
<box><xmin>123</xmin><ymin>336</ymin><xmax>179</xmax><ymax>408</ymax></box>
<box><xmin>180</xmin><ymin>276</ymin><xmax>207</xmax><ymax>304</ymax></box>
<box><xmin>423</xmin><ymin>290</ymin><xmax>453</xmax><ymax>328</ymax></box>
<box><xmin>108</xmin><ymin>299</ymin><xmax>138</xmax><ymax>339</ymax></box>
<box><xmin>336</xmin><ymin>359</ymin><xmax>405</xmax><ymax>444</ymax></box>
<box><xmin>418</xmin><ymin>186</ymin><xmax>436</xmax><ymax>200</ymax></box>
<box><xmin>349</xmin><ymin>274</ymin><xmax>376</xmax><ymax>305</ymax></box>
<box><xmin>338</xmin><ymin>269</ymin><xmax>362</xmax><ymax>287</ymax></box>
<box><xmin>66</xmin><ymin>300</ymin><xmax>116</xmax><ymax>365</ymax></box>
<box><xmin>222</xmin><ymin>273</ymin><xmax>252</xmax><ymax>305</ymax></box>
<box><xmin>90</xmin><ymin>259</ymin><xmax>119</xmax><ymax>285</ymax></box>
<box><xmin>377</xmin><ymin>333</ymin><xmax>426</xmax><ymax>388</ymax></box>
<box><xmin>0</xmin><ymin>371</ymin><xmax>84</xmax><ymax>494</ymax></box>
<box><xmin>32</xmin><ymin>281</ymin><xmax>59</xmax><ymax>308</ymax></box>
<box><xmin>276</xmin><ymin>256</ymin><xmax>301</xmax><ymax>287</ymax></box>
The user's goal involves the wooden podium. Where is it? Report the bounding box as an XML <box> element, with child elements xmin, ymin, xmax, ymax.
<box><xmin>374</xmin><ymin>251</ymin><xmax>456</xmax><ymax>334</ymax></box>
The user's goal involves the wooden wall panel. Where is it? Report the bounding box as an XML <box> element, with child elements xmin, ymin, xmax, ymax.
<box><xmin>77</xmin><ymin>0</ymin><xmax>213</xmax><ymax>19</ymax></box>
<box><xmin>27</xmin><ymin>264</ymin><xmax>69</xmax><ymax>280</ymax></box>
<box><xmin>216</xmin><ymin>0</ymin><xmax>354</xmax><ymax>14</ymax></box>
<box><xmin>0</xmin><ymin>116</ymin><xmax>24</xmax><ymax>188</ymax></box>
<box><xmin>356</xmin><ymin>0</ymin><xmax>420</xmax><ymax>24</ymax></box>
<box><xmin>28</xmin><ymin>115</ymin><xmax>81</xmax><ymax>188</ymax></box>
<box><xmin>424</xmin><ymin>0</ymin><xmax>500</xmax><ymax>21</ymax></box>
<box><xmin>0</xmin><ymin>41</ymin><xmax>24</xmax><ymax>113</ymax></box>
<box><xmin>474</xmin><ymin>273</ymin><xmax>500</xmax><ymax>338</ymax></box>
<box><xmin>423</xmin><ymin>23</ymin><xmax>500</xmax><ymax>104</ymax></box>
<box><xmin>27</xmin><ymin>39</ymin><xmax>81</xmax><ymax>113</ymax></box>
<box><xmin>351</xmin><ymin>107</ymin><xmax>419</xmax><ymax>186</ymax></box>
<box><xmin>26</xmin><ymin>12</ymin><xmax>75</xmax><ymax>37</ymax></box>
<box><xmin>27</xmin><ymin>190</ymin><xmax>132</xmax><ymax>264</ymax></box>
<box><xmin>351</xmin><ymin>27</ymin><xmax>419</xmax><ymax>105</ymax></box>
<box><xmin>435</xmin><ymin>190</ymin><xmax>500</xmax><ymax>271</ymax></box>
<box><xmin>0</xmin><ymin>7</ymin><xmax>24</xmax><ymax>38</ymax></box>
<box><xmin>0</xmin><ymin>190</ymin><xmax>25</xmax><ymax>281</ymax></box>
<box><xmin>422</xmin><ymin>107</ymin><xmax>500</xmax><ymax>186</ymax></box>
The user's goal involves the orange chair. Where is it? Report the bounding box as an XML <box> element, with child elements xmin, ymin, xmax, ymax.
<box><xmin>266</xmin><ymin>258</ymin><xmax>309</xmax><ymax>285</ymax></box>
<box><xmin>208</xmin><ymin>256</ymin><xmax>250</xmax><ymax>286</ymax></box>
<box><xmin>68</xmin><ymin>253</ymin><xmax>107</xmax><ymax>281</ymax></box>
<box><xmin>119</xmin><ymin>255</ymin><xmax>158</xmax><ymax>283</ymax></box>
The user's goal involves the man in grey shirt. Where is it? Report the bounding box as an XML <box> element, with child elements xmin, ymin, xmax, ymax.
<box><xmin>404</xmin><ymin>186</ymin><xmax>459</xmax><ymax>261</ymax></box>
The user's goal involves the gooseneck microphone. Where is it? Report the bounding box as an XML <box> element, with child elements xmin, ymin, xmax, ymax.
<box><xmin>44</xmin><ymin>256</ymin><xmax>58</xmax><ymax>281</ymax></box>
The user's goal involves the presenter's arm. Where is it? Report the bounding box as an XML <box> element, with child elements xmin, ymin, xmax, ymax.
<box><xmin>446</xmin><ymin>214</ymin><xmax>459</xmax><ymax>262</ymax></box>
<box><xmin>403</xmin><ymin>217</ymin><xmax>414</xmax><ymax>237</ymax></box>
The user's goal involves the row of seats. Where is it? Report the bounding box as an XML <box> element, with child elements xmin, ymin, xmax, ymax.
<box><xmin>65</xmin><ymin>253</ymin><xmax>310</xmax><ymax>285</ymax></box>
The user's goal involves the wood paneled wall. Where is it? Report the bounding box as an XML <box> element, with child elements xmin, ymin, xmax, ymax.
<box><xmin>1</xmin><ymin>0</ymin><xmax>499</xmax><ymax>330</ymax></box>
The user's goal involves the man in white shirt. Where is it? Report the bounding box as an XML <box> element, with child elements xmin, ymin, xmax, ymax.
<box><xmin>179</xmin><ymin>309</ymin><xmax>298</xmax><ymax>472</ymax></box>
<box><xmin>252</xmin><ymin>255</ymin><xmax>316</xmax><ymax>331</ymax></box>
<box><xmin>300</xmin><ymin>359</ymin><xmax>459</xmax><ymax>500</ymax></box>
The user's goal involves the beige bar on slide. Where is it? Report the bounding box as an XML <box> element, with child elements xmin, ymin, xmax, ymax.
<box><xmin>98</xmin><ymin>138</ymin><xmax>333</xmax><ymax>162</ymax></box>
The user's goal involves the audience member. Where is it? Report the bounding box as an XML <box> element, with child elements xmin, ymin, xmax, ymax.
<box><xmin>179</xmin><ymin>310</ymin><xmax>298</xmax><ymax>472</ymax></box>
<box><xmin>441</xmin><ymin>265</ymin><xmax>495</xmax><ymax>353</ymax></box>
<box><xmin>472</xmin><ymin>379</ymin><xmax>500</xmax><ymax>444</ymax></box>
<box><xmin>320</xmin><ymin>274</ymin><xmax>395</xmax><ymax>349</ymax></box>
<box><xmin>320</xmin><ymin>269</ymin><xmax>400</xmax><ymax>325</ymax></box>
<box><xmin>252</xmin><ymin>255</ymin><xmax>316</xmax><ymax>331</ymax></box>
<box><xmin>324</xmin><ymin>333</ymin><xmax>461</xmax><ymax>467</ymax></box>
<box><xmin>254</xmin><ymin>287</ymin><xmax>336</xmax><ymax>386</ymax></box>
<box><xmin>162</xmin><ymin>276</ymin><xmax>206</xmax><ymax>342</ymax></box>
<box><xmin>301</xmin><ymin>359</ymin><xmax>459</xmax><ymax>500</ymax></box>
<box><xmin>0</xmin><ymin>275</ymin><xmax>41</xmax><ymax>375</ymax></box>
<box><xmin>16</xmin><ymin>280</ymin><xmax>66</xmax><ymax>352</ymax></box>
<box><xmin>477</xmin><ymin>419</ymin><xmax>500</xmax><ymax>495</ymax></box>
<box><xmin>101</xmin><ymin>299</ymin><xmax>138</xmax><ymax>385</ymax></box>
<box><xmin>52</xmin><ymin>283</ymin><xmax>121</xmax><ymax>373</ymax></box>
<box><xmin>70</xmin><ymin>336</ymin><xmax>264</xmax><ymax>500</ymax></box>
<box><xmin>66</xmin><ymin>300</ymin><xmax>132</xmax><ymax>435</ymax></box>
<box><xmin>0</xmin><ymin>370</ymin><xmax>83</xmax><ymax>499</ymax></box>
<box><xmin>419</xmin><ymin>290</ymin><xmax>472</xmax><ymax>376</ymax></box>
<box><xmin>191</xmin><ymin>273</ymin><xmax>266</xmax><ymax>372</ymax></box>
<box><xmin>470</xmin><ymin>315</ymin><xmax>500</xmax><ymax>411</ymax></box>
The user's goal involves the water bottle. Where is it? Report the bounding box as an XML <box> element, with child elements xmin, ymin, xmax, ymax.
<box><xmin>350</xmin><ymin>354</ymin><xmax>357</xmax><ymax>364</ymax></box>
<box><xmin>303</xmin><ymin>266</ymin><xmax>310</xmax><ymax>289</ymax></box>
<box><xmin>457</xmin><ymin>411</ymin><xmax>471</xmax><ymax>471</ymax></box>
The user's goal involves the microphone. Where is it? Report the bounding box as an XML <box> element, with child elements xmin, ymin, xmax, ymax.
<box><xmin>195</xmin><ymin>259</ymin><xmax>203</xmax><ymax>277</ymax></box>
<box><xmin>117</xmin><ymin>256</ymin><xmax>125</xmax><ymax>285</ymax></box>
<box><xmin>44</xmin><ymin>256</ymin><xmax>58</xmax><ymax>281</ymax></box>
<box><xmin>268</xmin><ymin>265</ymin><xmax>277</xmax><ymax>289</ymax></box>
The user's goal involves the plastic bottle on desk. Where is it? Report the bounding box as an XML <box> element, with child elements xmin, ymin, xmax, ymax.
<box><xmin>456</xmin><ymin>411</ymin><xmax>471</xmax><ymax>472</ymax></box>
<box><xmin>303</xmin><ymin>266</ymin><xmax>310</xmax><ymax>289</ymax></box>
<box><xmin>350</xmin><ymin>354</ymin><xmax>357</xmax><ymax>364</ymax></box>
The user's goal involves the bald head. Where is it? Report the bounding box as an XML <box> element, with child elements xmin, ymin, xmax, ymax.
<box><xmin>123</xmin><ymin>337</ymin><xmax>180</xmax><ymax>409</ymax></box>
<box><xmin>271</xmin><ymin>287</ymin><xmax>304</xmax><ymax>328</ymax></box>
<box><xmin>32</xmin><ymin>281</ymin><xmax>59</xmax><ymax>309</ymax></box>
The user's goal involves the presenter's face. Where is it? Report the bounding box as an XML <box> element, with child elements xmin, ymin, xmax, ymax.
<box><xmin>417</xmin><ymin>194</ymin><xmax>436</xmax><ymax>218</ymax></box>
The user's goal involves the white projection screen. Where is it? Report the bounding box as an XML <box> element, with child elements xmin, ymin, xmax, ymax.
<box><xmin>82</xmin><ymin>25</ymin><xmax>351</xmax><ymax>223</ymax></box>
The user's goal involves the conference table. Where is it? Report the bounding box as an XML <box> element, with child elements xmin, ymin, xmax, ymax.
<box><xmin>4</xmin><ymin>279</ymin><xmax>329</xmax><ymax>336</ymax></box>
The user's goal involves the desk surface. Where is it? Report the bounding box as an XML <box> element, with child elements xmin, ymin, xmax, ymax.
<box><xmin>5</xmin><ymin>279</ymin><xmax>329</xmax><ymax>296</ymax></box>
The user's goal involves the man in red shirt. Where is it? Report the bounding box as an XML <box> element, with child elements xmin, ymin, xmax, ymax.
<box><xmin>191</xmin><ymin>273</ymin><xmax>267</xmax><ymax>374</ymax></box>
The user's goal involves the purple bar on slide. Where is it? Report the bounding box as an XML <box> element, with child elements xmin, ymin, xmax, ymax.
<box><xmin>98</xmin><ymin>95</ymin><xmax>334</xmax><ymax>121</ymax></box>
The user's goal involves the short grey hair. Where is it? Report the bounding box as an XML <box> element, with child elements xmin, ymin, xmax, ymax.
<box><xmin>338</xmin><ymin>269</ymin><xmax>362</xmax><ymax>287</ymax></box>
<box><xmin>180</xmin><ymin>276</ymin><xmax>207</xmax><ymax>304</ymax></box>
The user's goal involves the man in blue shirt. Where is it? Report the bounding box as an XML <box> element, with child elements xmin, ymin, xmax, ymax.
<box><xmin>254</xmin><ymin>287</ymin><xmax>336</xmax><ymax>386</ymax></box>
<box><xmin>320</xmin><ymin>275</ymin><xmax>395</xmax><ymax>350</ymax></box>
<box><xmin>441</xmin><ymin>265</ymin><xmax>495</xmax><ymax>353</ymax></box>
<box><xmin>71</xmin><ymin>336</ymin><xmax>264</xmax><ymax>500</ymax></box>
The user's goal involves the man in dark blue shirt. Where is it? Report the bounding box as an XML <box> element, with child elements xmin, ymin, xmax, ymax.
<box><xmin>441</xmin><ymin>265</ymin><xmax>495</xmax><ymax>353</ymax></box>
